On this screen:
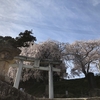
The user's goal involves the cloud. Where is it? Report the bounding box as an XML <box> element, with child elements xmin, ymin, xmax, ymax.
<box><xmin>91</xmin><ymin>0</ymin><xmax>100</xmax><ymax>6</ymax></box>
<box><xmin>0</xmin><ymin>0</ymin><xmax>100</xmax><ymax>43</ymax></box>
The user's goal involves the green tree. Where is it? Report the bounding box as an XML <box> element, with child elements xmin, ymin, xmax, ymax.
<box><xmin>15</xmin><ymin>30</ymin><xmax>36</xmax><ymax>47</ymax></box>
<box><xmin>0</xmin><ymin>30</ymin><xmax>36</xmax><ymax>48</ymax></box>
<box><xmin>0</xmin><ymin>30</ymin><xmax>36</xmax><ymax>82</ymax></box>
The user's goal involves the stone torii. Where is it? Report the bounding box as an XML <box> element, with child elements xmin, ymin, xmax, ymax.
<box><xmin>11</xmin><ymin>55</ymin><xmax>61</xmax><ymax>99</ymax></box>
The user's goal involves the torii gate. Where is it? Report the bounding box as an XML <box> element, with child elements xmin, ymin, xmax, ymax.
<box><xmin>11</xmin><ymin>55</ymin><xmax>61</xmax><ymax>99</ymax></box>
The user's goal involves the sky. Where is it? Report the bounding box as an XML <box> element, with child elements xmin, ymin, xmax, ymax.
<box><xmin>0</xmin><ymin>0</ymin><xmax>100</xmax><ymax>43</ymax></box>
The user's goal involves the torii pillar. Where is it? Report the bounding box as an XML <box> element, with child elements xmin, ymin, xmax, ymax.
<box><xmin>13</xmin><ymin>60</ymin><xmax>23</xmax><ymax>89</ymax></box>
<box><xmin>49</xmin><ymin>64</ymin><xmax>54</xmax><ymax>99</ymax></box>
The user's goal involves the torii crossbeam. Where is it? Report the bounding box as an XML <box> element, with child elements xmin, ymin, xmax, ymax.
<box><xmin>10</xmin><ymin>55</ymin><xmax>61</xmax><ymax>99</ymax></box>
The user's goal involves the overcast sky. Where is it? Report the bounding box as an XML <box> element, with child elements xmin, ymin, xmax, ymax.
<box><xmin>0</xmin><ymin>0</ymin><xmax>100</xmax><ymax>43</ymax></box>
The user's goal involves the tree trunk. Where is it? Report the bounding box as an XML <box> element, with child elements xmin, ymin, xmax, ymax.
<box><xmin>86</xmin><ymin>72</ymin><xmax>96</xmax><ymax>90</ymax></box>
<box><xmin>82</xmin><ymin>69</ymin><xmax>87</xmax><ymax>78</ymax></box>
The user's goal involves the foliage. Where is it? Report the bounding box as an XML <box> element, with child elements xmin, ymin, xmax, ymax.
<box><xmin>21</xmin><ymin>40</ymin><xmax>66</xmax><ymax>81</ymax></box>
<box><xmin>8</xmin><ymin>39</ymin><xmax>100</xmax><ymax>84</ymax></box>
<box><xmin>64</xmin><ymin>40</ymin><xmax>100</xmax><ymax>77</ymax></box>
<box><xmin>8</xmin><ymin>40</ymin><xmax>66</xmax><ymax>82</ymax></box>
<box><xmin>15</xmin><ymin>30</ymin><xmax>36</xmax><ymax>47</ymax></box>
<box><xmin>0</xmin><ymin>30</ymin><xmax>36</xmax><ymax>48</ymax></box>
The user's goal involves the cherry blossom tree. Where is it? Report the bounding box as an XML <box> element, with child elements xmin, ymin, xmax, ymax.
<box><xmin>64</xmin><ymin>40</ymin><xmax>100</xmax><ymax>89</ymax></box>
<box><xmin>65</xmin><ymin>40</ymin><xmax>100</xmax><ymax>76</ymax></box>
<box><xmin>9</xmin><ymin>40</ymin><xmax>66</xmax><ymax>82</ymax></box>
